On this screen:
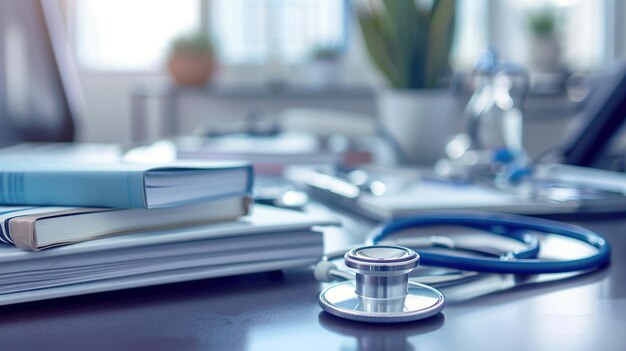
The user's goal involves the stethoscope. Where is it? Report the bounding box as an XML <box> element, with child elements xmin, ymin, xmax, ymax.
<box><xmin>315</xmin><ymin>212</ymin><xmax>611</xmax><ymax>323</ymax></box>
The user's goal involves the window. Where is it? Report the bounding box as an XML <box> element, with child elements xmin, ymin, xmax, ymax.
<box><xmin>69</xmin><ymin>0</ymin><xmax>345</xmax><ymax>70</ymax></box>
<box><xmin>452</xmin><ymin>0</ymin><xmax>489</xmax><ymax>69</ymax></box>
<box><xmin>71</xmin><ymin>0</ymin><xmax>200</xmax><ymax>70</ymax></box>
<box><xmin>67</xmin><ymin>0</ymin><xmax>614</xmax><ymax>74</ymax></box>
<box><xmin>491</xmin><ymin>0</ymin><xmax>609</xmax><ymax>71</ymax></box>
<box><xmin>209</xmin><ymin>0</ymin><xmax>346</xmax><ymax>64</ymax></box>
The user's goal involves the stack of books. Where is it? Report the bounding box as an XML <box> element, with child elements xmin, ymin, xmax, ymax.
<box><xmin>0</xmin><ymin>160</ymin><xmax>337</xmax><ymax>305</ymax></box>
<box><xmin>0</xmin><ymin>161</ymin><xmax>255</xmax><ymax>250</ymax></box>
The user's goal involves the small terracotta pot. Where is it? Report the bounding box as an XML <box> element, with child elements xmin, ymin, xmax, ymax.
<box><xmin>167</xmin><ymin>53</ymin><xmax>216</xmax><ymax>86</ymax></box>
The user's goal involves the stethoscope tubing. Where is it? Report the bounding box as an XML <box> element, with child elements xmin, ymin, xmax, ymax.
<box><xmin>368</xmin><ymin>212</ymin><xmax>611</xmax><ymax>274</ymax></box>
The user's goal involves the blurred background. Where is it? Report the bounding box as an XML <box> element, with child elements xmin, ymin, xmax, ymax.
<box><xmin>2</xmin><ymin>0</ymin><xmax>626</xmax><ymax>167</ymax></box>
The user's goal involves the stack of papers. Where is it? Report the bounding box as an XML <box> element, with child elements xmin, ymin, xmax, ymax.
<box><xmin>0</xmin><ymin>205</ymin><xmax>339</xmax><ymax>306</ymax></box>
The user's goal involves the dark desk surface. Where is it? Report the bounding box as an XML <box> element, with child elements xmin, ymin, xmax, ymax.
<box><xmin>0</xmin><ymin>204</ymin><xmax>625</xmax><ymax>351</ymax></box>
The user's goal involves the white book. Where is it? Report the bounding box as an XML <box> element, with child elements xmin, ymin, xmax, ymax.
<box><xmin>0</xmin><ymin>196</ymin><xmax>251</xmax><ymax>250</ymax></box>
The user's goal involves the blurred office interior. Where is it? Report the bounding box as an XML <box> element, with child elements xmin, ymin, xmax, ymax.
<box><xmin>2</xmin><ymin>0</ymin><xmax>626</xmax><ymax>167</ymax></box>
<box><xmin>3</xmin><ymin>3</ymin><xmax>626</xmax><ymax>345</ymax></box>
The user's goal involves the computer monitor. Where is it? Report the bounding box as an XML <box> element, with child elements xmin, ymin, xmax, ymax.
<box><xmin>560</xmin><ymin>60</ymin><xmax>626</xmax><ymax>168</ymax></box>
<box><xmin>0</xmin><ymin>0</ymin><xmax>82</xmax><ymax>147</ymax></box>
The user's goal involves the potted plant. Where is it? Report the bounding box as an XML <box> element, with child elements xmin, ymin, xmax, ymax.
<box><xmin>528</xmin><ymin>8</ymin><xmax>562</xmax><ymax>73</ymax></box>
<box><xmin>356</xmin><ymin>0</ymin><xmax>456</xmax><ymax>165</ymax></box>
<box><xmin>309</xmin><ymin>46</ymin><xmax>343</xmax><ymax>86</ymax></box>
<box><xmin>167</xmin><ymin>32</ymin><xmax>216</xmax><ymax>86</ymax></box>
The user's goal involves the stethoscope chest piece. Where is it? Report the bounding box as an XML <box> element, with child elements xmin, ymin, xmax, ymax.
<box><xmin>318</xmin><ymin>245</ymin><xmax>445</xmax><ymax>323</ymax></box>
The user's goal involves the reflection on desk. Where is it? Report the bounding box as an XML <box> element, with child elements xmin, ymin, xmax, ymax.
<box><xmin>0</xmin><ymin>201</ymin><xmax>623</xmax><ymax>350</ymax></box>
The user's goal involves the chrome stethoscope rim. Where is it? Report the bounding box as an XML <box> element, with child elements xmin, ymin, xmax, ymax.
<box><xmin>319</xmin><ymin>245</ymin><xmax>446</xmax><ymax>323</ymax></box>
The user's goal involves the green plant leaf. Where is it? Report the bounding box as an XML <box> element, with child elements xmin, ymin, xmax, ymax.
<box><xmin>356</xmin><ymin>4</ymin><xmax>402</xmax><ymax>87</ymax></box>
<box><xmin>355</xmin><ymin>0</ymin><xmax>456</xmax><ymax>89</ymax></box>
<box><xmin>170</xmin><ymin>32</ymin><xmax>214</xmax><ymax>55</ymax></box>
<box><xmin>424</xmin><ymin>0</ymin><xmax>455</xmax><ymax>88</ymax></box>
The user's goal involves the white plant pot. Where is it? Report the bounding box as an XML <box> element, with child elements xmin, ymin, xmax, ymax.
<box><xmin>378</xmin><ymin>90</ymin><xmax>458</xmax><ymax>165</ymax></box>
<box><xmin>308</xmin><ymin>60</ymin><xmax>341</xmax><ymax>87</ymax></box>
<box><xmin>531</xmin><ymin>34</ymin><xmax>562</xmax><ymax>73</ymax></box>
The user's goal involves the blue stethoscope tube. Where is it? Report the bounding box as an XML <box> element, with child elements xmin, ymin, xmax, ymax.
<box><xmin>369</xmin><ymin>212</ymin><xmax>611</xmax><ymax>274</ymax></box>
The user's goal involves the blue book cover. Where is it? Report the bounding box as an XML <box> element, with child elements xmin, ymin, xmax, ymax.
<box><xmin>0</xmin><ymin>161</ymin><xmax>253</xmax><ymax>209</ymax></box>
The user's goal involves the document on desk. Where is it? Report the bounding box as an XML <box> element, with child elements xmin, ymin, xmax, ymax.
<box><xmin>355</xmin><ymin>165</ymin><xmax>626</xmax><ymax>220</ymax></box>
<box><xmin>0</xmin><ymin>205</ymin><xmax>339</xmax><ymax>306</ymax></box>
<box><xmin>356</xmin><ymin>181</ymin><xmax>578</xmax><ymax>220</ymax></box>
<box><xmin>290</xmin><ymin>166</ymin><xmax>626</xmax><ymax>220</ymax></box>
<box><xmin>175</xmin><ymin>133</ymin><xmax>371</xmax><ymax>175</ymax></box>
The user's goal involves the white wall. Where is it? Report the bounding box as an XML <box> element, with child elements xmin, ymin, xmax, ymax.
<box><xmin>75</xmin><ymin>71</ymin><xmax>168</xmax><ymax>142</ymax></box>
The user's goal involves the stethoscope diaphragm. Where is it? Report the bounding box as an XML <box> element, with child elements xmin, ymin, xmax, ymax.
<box><xmin>318</xmin><ymin>245</ymin><xmax>445</xmax><ymax>323</ymax></box>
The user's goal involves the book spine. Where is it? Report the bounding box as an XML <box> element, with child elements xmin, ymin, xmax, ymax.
<box><xmin>7</xmin><ymin>217</ymin><xmax>36</xmax><ymax>250</ymax></box>
<box><xmin>0</xmin><ymin>171</ymin><xmax>146</xmax><ymax>208</ymax></box>
<box><xmin>244</xmin><ymin>164</ymin><xmax>255</xmax><ymax>195</ymax></box>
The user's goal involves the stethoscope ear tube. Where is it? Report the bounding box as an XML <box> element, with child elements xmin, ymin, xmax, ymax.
<box><xmin>368</xmin><ymin>212</ymin><xmax>611</xmax><ymax>275</ymax></box>
<box><xmin>415</xmin><ymin>249</ymin><xmax>610</xmax><ymax>274</ymax></box>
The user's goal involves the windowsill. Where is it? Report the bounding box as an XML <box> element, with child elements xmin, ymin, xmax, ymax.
<box><xmin>131</xmin><ymin>81</ymin><xmax>377</xmax><ymax>99</ymax></box>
